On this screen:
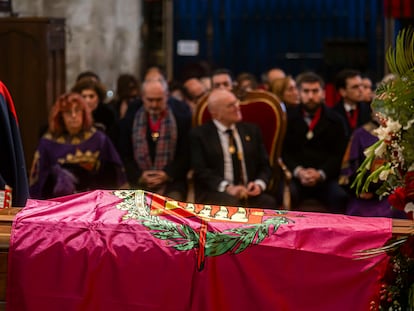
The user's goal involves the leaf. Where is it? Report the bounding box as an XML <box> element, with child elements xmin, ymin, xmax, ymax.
<box><xmin>174</xmin><ymin>241</ymin><xmax>197</xmax><ymax>251</ymax></box>
<box><xmin>152</xmin><ymin>231</ymin><xmax>184</xmax><ymax>240</ymax></box>
<box><xmin>233</xmin><ymin>231</ymin><xmax>257</xmax><ymax>254</ymax></box>
<box><xmin>205</xmin><ymin>236</ymin><xmax>239</xmax><ymax>257</ymax></box>
<box><xmin>387</xmin><ymin>27</ymin><xmax>414</xmax><ymax>76</ymax></box>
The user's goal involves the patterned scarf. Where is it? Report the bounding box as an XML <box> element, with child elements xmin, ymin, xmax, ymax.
<box><xmin>132</xmin><ymin>107</ymin><xmax>177</xmax><ymax>170</ymax></box>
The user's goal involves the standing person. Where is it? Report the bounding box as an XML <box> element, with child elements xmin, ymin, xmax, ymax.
<box><xmin>190</xmin><ymin>89</ymin><xmax>276</xmax><ymax>209</ymax></box>
<box><xmin>282</xmin><ymin>72</ymin><xmax>348</xmax><ymax>213</ymax></box>
<box><xmin>333</xmin><ymin>69</ymin><xmax>372</xmax><ymax>139</ymax></box>
<box><xmin>29</xmin><ymin>93</ymin><xmax>128</xmax><ymax>199</ymax></box>
<box><xmin>130</xmin><ymin>79</ymin><xmax>191</xmax><ymax>201</ymax></box>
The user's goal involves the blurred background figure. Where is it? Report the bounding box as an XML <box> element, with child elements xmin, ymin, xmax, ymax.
<box><xmin>71</xmin><ymin>78</ymin><xmax>116</xmax><ymax>134</ymax></box>
<box><xmin>108</xmin><ymin>73</ymin><xmax>140</xmax><ymax>121</ymax></box>
<box><xmin>29</xmin><ymin>92</ymin><xmax>128</xmax><ymax>199</ymax></box>
<box><xmin>211</xmin><ymin>68</ymin><xmax>234</xmax><ymax>91</ymax></box>
<box><xmin>270</xmin><ymin>76</ymin><xmax>300</xmax><ymax>108</ymax></box>
<box><xmin>361</xmin><ymin>76</ymin><xmax>374</xmax><ymax>104</ymax></box>
<box><xmin>265</xmin><ymin>67</ymin><xmax>286</xmax><ymax>90</ymax></box>
<box><xmin>235</xmin><ymin>72</ymin><xmax>258</xmax><ymax>98</ymax></box>
<box><xmin>169</xmin><ymin>80</ymin><xmax>185</xmax><ymax>101</ymax></box>
<box><xmin>76</xmin><ymin>70</ymin><xmax>101</xmax><ymax>83</ymax></box>
<box><xmin>182</xmin><ymin>77</ymin><xmax>208</xmax><ymax>113</ymax></box>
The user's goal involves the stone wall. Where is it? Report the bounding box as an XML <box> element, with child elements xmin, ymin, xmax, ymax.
<box><xmin>11</xmin><ymin>0</ymin><xmax>142</xmax><ymax>93</ymax></box>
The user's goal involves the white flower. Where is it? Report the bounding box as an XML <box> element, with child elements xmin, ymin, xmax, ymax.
<box><xmin>374</xmin><ymin>141</ymin><xmax>387</xmax><ymax>157</ymax></box>
<box><xmin>364</xmin><ymin>147</ymin><xmax>374</xmax><ymax>158</ymax></box>
<box><xmin>374</xmin><ymin>126</ymin><xmax>388</xmax><ymax>140</ymax></box>
<box><xmin>404</xmin><ymin>202</ymin><xmax>414</xmax><ymax>214</ymax></box>
<box><xmin>374</xmin><ymin>119</ymin><xmax>402</xmax><ymax>141</ymax></box>
<box><xmin>379</xmin><ymin>168</ymin><xmax>392</xmax><ymax>181</ymax></box>
<box><xmin>386</xmin><ymin>119</ymin><xmax>402</xmax><ymax>133</ymax></box>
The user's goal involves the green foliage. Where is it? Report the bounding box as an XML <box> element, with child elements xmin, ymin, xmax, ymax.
<box><xmin>353</xmin><ymin>27</ymin><xmax>414</xmax><ymax>198</ymax></box>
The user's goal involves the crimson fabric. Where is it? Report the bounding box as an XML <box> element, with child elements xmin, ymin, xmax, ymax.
<box><xmin>8</xmin><ymin>190</ymin><xmax>391</xmax><ymax>311</ymax></box>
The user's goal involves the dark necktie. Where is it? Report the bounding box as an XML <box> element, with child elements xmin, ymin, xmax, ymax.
<box><xmin>226</xmin><ymin>129</ymin><xmax>243</xmax><ymax>185</ymax></box>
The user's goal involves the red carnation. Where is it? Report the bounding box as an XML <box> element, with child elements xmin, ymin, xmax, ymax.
<box><xmin>388</xmin><ymin>187</ymin><xmax>407</xmax><ymax>210</ymax></box>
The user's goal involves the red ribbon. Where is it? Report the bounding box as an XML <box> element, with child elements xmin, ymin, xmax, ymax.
<box><xmin>304</xmin><ymin>106</ymin><xmax>322</xmax><ymax>135</ymax></box>
<box><xmin>347</xmin><ymin>108</ymin><xmax>359</xmax><ymax>130</ymax></box>
<box><xmin>148</xmin><ymin>110</ymin><xmax>166</xmax><ymax>133</ymax></box>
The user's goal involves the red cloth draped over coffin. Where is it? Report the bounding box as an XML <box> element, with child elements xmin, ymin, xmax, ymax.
<box><xmin>7</xmin><ymin>190</ymin><xmax>391</xmax><ymax>310</ymax></box>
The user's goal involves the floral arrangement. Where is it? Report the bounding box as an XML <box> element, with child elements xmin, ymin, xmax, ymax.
<box><xmin>353</xmin><ymin>27</ymin><xmax>414</xmax><ymax>311</ymax></box>
<box><xmin>353</xmin><ymin>27</ymin><xmax>414</xmax><ymax>220</ymax></box>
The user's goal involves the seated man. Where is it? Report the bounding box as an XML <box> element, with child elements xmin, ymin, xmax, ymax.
<box><xmin>129</xmin><ymin>78</ymin><xmax>191</xmax><ymax>201</ymax></box>
<box><xmin>190</xmin><ymin>89</ymin><xmax>276</xmax><ymax>209</ymax></box>
<box><xmin>333</xmin><ymin>69</ymin><xmax>372</xmax><ymax>140</ymax></box>
<box><xmin>283</xmin><ymin>72</ymin><xmax>349</xmax><ymax>213</ymax></box>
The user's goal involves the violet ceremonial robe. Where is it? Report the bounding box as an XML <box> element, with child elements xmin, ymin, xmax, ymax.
<box><xmin>29</xmin><ymin>128</ymin><xmax>127</xmax><ymax>199</ymax></box>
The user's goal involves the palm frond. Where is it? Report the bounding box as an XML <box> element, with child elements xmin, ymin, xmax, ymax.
<box><xmin>387</xmin><ymin>27</ymin><xmax>414</xmax><ymax>76</ymax></box>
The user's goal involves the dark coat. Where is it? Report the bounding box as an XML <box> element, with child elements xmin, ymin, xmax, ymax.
<box><xmin>332</xmin><ymin>100</ymin><xmax>372</xmax><ymax>138</ymax></box>
<box><xmin>282</xmin><ymin>104</ymin><xmax>347</xmax><ymax>181</ymax></box>
<box><xmin>118</xmin><ymin>97</ymin><xmax>192</xmax><ymax>194</ymax></box>
<box><xmin>190</xmin><ymin>121</ymin><xmax>272</xmax><ymax>198</ymax></box>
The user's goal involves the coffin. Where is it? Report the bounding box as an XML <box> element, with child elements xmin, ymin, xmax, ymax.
<box><xmin>0</xmin><ymin>191</ymin><xmax>413</xmax><ymax>310</ymax></box>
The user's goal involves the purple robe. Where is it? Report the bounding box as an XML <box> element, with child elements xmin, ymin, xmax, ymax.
<box><xmin>345</xmin><ymin>125</ymin><xmax>406</xmax><ymax>218</ymax></box>
<box><xmin>29</xmin><ymin>128</ymin><xmax>127</xmax><ymax>199</ymax></box>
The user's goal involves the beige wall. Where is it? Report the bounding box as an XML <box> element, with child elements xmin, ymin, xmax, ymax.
<box><xmin>11</xmin><ymin>0</ymin><xmax>142</xmax><ymax>93</ymax></box>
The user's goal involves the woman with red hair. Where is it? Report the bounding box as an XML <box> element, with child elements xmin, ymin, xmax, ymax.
<box><xmin>29</xmin><ymin>93</ymin><xmax>128</xmax><ymax>199</ymax></box>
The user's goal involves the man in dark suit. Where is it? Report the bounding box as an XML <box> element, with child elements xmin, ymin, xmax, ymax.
<box><xmin>333</xmin><ymin>69</ymin><xmax>372</xmax><ymax>139</ymax></box>
<box><xmin>190</xmin><ymin>89</ymin><xmax>276</xmax><ymax>209</ymax></box>
<box><xmin>283</xmin><ymin>72</ymin><xmax>348</xmax><ymax>213</ymax></box>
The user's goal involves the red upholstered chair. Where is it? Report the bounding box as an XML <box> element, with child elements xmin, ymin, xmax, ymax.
<box><xmin>192</xmin><ymin>90</ymin><xmax>291</xmax><ymax>210</ymax></box>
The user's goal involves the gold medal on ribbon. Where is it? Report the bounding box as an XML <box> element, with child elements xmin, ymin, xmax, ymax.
<box><xmin>229</xmin><ymin>145</ymin><xmax>235</xmax><ymax>154</ymax></box>
<box><xmin>306</xmin><ymin>130</ymin><xmax>314</xmax><ymax>140</ymax></box>
<box><xmin>151</xmin><ymin>132</ymin><xmax>160</xmax><ymax>142</ymax></box>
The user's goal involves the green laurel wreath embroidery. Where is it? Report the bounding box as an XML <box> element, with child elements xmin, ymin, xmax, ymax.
<box><xmin>145</xmin><ymin>215</ymin><xmax>290</xmax><ymax>256</ymax></box>
<box><xmin>114</xmin><ymin>190</ymin><xmax>291</xmax><ymax>257</ymax></box>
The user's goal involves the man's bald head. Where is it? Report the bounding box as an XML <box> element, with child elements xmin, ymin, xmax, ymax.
<box><xmin>208</xmin><ymin>89</ymin><xmax>242</xmax><ymax>127</ymax></box>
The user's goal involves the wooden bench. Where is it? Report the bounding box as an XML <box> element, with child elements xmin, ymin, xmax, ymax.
<box><xmin>0</xmin><ymin>208</ymin><xmax>20</xmax><ymax>311</ymax></box>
